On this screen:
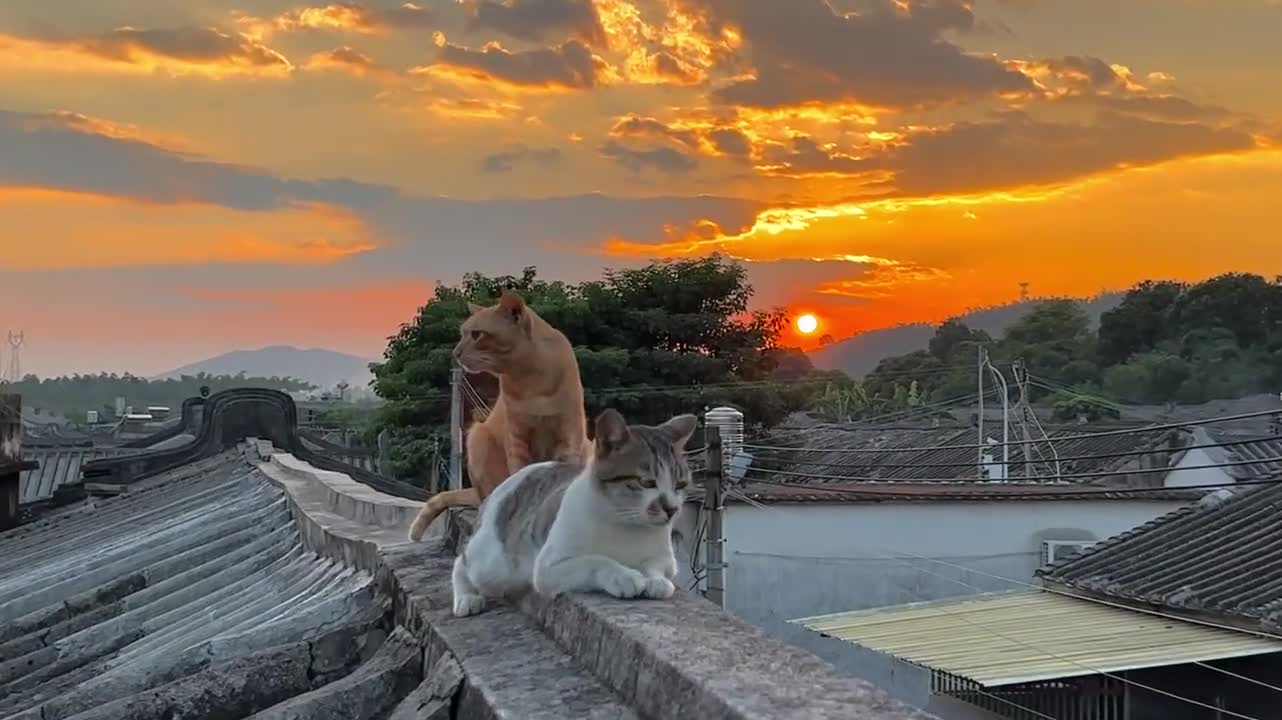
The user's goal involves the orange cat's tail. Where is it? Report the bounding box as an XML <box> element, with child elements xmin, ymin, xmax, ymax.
<box><xmin>407</xmin><ymin>487</ymin><xmax>480</xmax><ymax>542</ymax></box>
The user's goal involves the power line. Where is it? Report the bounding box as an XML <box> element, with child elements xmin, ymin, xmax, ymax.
<box><xmin>385</xmin><ymin>360</ymin><xmax>984</xmax><ymax>404</ymax></box>
<box><xmin>743</xmin><ymin>408</ymin><xmax>1282</xmax><ymax>455</ymax></box>
<box><xmin>733</xmin><ymin>495</ymin><xmax>1282</xmax><ymax>643</ymax></box>
<box><xmin>741</xmin><ymin>509</ymin><xmax>1279</xmax><ymax>716</ymax></box>
<box><xmin>755</xmin><ymin>390</ymin><xmax>994</xmax><ymax>446</ymax></box>
<box><xmin>850</xmin><ymin>558</ymin><xmax>1276</xmax><ymax>717</ymax></box>
<box><xmin>747</xmin><ymin>433</ymin><xmax>1282</xmax><ymax>472</ymax></box>
<box><xmin>742</xmin><ymin>464</ymin><xmax>1282</xmax><ymax>496</ymax></box>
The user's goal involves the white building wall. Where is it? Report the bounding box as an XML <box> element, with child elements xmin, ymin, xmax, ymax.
<box><xmin>1164</xmin><ymin>447</ymin><xmax>1234</xmax><ymax>487</ymax></box>
<box><xmin>686</xmin><ymin>499</ymin><xmax>1187</xmax><ymax>627</ymax></box>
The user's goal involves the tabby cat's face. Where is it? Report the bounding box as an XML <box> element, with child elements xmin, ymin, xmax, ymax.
<box><xmin>591</xmin><ymin>412</ymin><xmax>698</xmax><ymax>527</ymax></box>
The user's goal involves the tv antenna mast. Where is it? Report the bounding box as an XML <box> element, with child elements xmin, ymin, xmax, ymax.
<box><xmin>4</xmin><ymin>332</ymin><xmax>23</xmax><ymax>383</ymax></box>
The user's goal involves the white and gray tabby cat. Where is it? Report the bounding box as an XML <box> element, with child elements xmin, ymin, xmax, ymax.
<box><xmin>451</xmin><ymin>408</ymin><xmax>697</xmax><ymax>617</ymax></box>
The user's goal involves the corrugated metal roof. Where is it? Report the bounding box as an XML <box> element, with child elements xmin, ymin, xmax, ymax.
<box><xmin>1040</xmin><ymin>471</ymin><xmax>1282</xmax><ymax>632</ymax></box>
<box><xmin>18</xmin><ymin>447</ymin><xmax>141</xmax><ymax>504</ymax></box>
<box><xmin>793</xmin><ymin>591</ymin><xmax>1282</xmax><ymax>687</ymax></box>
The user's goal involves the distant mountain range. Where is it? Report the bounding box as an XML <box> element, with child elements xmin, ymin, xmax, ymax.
<box><xmin>154</xmin><ymin>346</ymin><xmax>376</xmax><ymax>390</ymax></box>
<box><xmin>151</xmin><ymin>294</ymin><xmax>1124</xmax><ymax>392</ymax></box>
<box><xmin>808</xmin><ymin>293</ymin><xmax>1125</xmax><ymax>377</ymax></box>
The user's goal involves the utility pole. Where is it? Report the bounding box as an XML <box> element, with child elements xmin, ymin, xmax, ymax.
<box><xmin>428</xmin><ymin>435</ymin><xmax>442</xmax><ymax>493</ymax></box>
<box><xmin>977</xmin><ymin>346</ymin><xmax>986</xmax><ymax>478</ymax></box>
<box><xmin>985</xmin><ymin>357</ymin><xmax>1010</xmax><ymax>479</ymax></box>
<box><xmin>703</xmin><ymin>426</ymin><xmax>726</xmax><ymax>608</ymax></box>
<box><xmin>449</xmin><ymin>367</ymin><xmax>464</xmax><ymax>491</ymax></box>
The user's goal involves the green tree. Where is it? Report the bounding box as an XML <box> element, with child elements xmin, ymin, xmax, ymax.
<box><xmin>863</xmin><ymin>350</ymin><xmax>947</xmax><ymax>401</ymax></box>
<box><xmin>812</xmin><ymin>378</ymin><xmax>873</xmax><ymax>422</ymax></box>
<box><xmin>1050</xmin><ymin>392</ymin><xmax>1121</xmax><ymax>422</ymax></box>
<box><xmin>372</xmin><ymin>255</ymin><xmax>842</xmax><ymax>481</ymax></box>
<box><xmin>1097</xmin><ymin>280</ymin><xmax>1185</xmax><ymax>365</ymax></box>
<box><xmin>1171</xmin><ymin>272</ymin><xmax>1276</xmax><ymax>347</ymax></box>
<box><xmin>1101</xmin><ymin>351</ymin><xmax>1191</xmax><ymax>403</ymax></box>
<box><xmin>928</xmin><ymin>318</ymin><xmax>991</xmax><ymax>362</ymax></box>
<box><xmin>2</xmin><ymin>372</ymin><xmax>313</xmax><ymax>422</ymax></box>
<box><xmin>995</xmin><ymin>299</ymin><xmax>1099</xmax><ymax>388</ymax></box>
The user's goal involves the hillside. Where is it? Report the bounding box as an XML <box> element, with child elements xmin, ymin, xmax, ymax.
<box><xmin>154</xmin><ymin>346</ymin><xmax>375</xmax><ymax>390</ymax></box>
<box><xmin>809</xmin><ymin>292</ymin><xmax>1124</xmax><ymax>376</ymax></box>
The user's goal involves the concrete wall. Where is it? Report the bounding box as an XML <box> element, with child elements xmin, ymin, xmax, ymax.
<box><xmin>677</xmin><ymin>499</ymin><xmax>1186</xmax><ymax>626</ymax></box>
<box><xmin>1165</xmin><ymin>447</ymin><xmax>1233</xmax><ymax>487</ymax></box>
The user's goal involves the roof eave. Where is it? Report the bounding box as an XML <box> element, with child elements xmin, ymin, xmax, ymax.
<box><xmin>1041</xmin><ymin>580</ymin><xmax>1282</xmax><ymax>640</ymax></box>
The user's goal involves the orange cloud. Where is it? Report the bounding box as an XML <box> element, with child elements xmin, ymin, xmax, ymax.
<box><xmin>235</xmin><ymin>2</ymin><xmax>434</xmax><ymax>39</ymax></box>
<box><xmin>303</xmin><ymin>46</ymin><xmax>390</xmax><ymax>78</ymax></box>
<box><xmin>413</xmin><ymin>33</ymin><xmax>610</xmax><ymax>92</ymax></box>
<box><xmin>594</xmin><ymin>0</ymin><xmax>736</xmax><ymax>85</ymax></box>
<box><xmin>0</xmin><ymin>187</ymin><xmax>376</xmax><ymax>270</ymax></box>
<box><xmin>0</xmin><ymin>27</ymin><xmax>292</xmax><ymax>79</ymax></box>
<box><xmin>598</xmin><ymin>149</ymin><xmax>1282</xmax><ymax>342</ymax></box>
<box><xmin>5</xmin><ymin>110</ymin><xmax>194</xmax><ymax>152</ymax></box>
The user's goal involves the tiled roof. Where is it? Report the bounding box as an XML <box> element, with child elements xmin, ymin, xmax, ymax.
<box><xmin>1039</xmin><ymin>472</ymin><xmax>1282</xmax><ymax>633</ymax></box>
<box><xmin>0</xmin><ymin>450</ymin><xmax>385</xmax><ymax>718</ymax></box>
<box><xmin>18</xmin><ymin>447</ymin><xmax>141</xmax><ymax>505</ymax></box>
<box><xmin>1196</xmin><ymin>427</ymin><xmax>1282</xmax><ymax>480</ymax></box>
<box><xmin>745</xmin><ymin>421</ymin><xmax>1184</xmax><ymax>486</ymax></box>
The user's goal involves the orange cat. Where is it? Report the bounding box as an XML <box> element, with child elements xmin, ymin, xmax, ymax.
<box><xmin>408</xmin><ymin>291</ymin><xmax>590</xmax><ymax>541</ymax></box>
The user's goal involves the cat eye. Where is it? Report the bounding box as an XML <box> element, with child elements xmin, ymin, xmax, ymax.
<box><xmin>613</xmin><ymin>475</ymin><xmax>656</xmax><ymax>490</ymax></box>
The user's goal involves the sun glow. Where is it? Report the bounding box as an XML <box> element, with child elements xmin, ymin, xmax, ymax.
<box><xmin>796</xmin><ymin>313</ymin><xmax>819</xmax><ymax>335</ymax></box>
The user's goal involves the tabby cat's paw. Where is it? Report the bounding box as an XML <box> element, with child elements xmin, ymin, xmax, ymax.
<box><xmin>642</xmin><ymin>576</ymin><xmax>675</xmax><ymax>600</ymax></box>
<box><xmin>453</xmin><ymin>593</ymin><xmax>486</xmax><ymax>617</ymax></box>
<box><xmin>602</xmin><ymin>569</ymin><xmax>648</xmax><ymax>599</ymax></box>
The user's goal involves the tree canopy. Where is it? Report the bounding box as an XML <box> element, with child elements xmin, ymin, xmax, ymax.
<box><xmin>372</xmin><ymin>255</ymin><xmax>843</xmax><ymax>482</ymax></box>
<box><xmin>860</xmin><ymin>272</ymin><xmax>1282</xmax><ymax>412</ymax></box>
<box><xmin>3</xmin><ymin>372</ymin><xmax>313</xmax><ymax>422</ymax></box>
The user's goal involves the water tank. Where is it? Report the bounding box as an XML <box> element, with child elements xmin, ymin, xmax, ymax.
<box><xmin>704</xmin><ymin>406</ymin><xmax>744</xmax><ymax>471</ymax></box>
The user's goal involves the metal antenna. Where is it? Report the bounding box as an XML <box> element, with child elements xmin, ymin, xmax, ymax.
<box><xmin>3</xmin><ymin>332</ymin><xmax>22</xmax><ymax>383</ymax></box>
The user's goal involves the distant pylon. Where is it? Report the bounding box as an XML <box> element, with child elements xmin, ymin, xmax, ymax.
<box><xmin>5</xmin><ymin>331</ymin><xmax>23</xmax><ymax>383</ymax></box>
<box><xmin>1018</xmin><ymin>282</ymin><xmax>1030</xmax><ymax>302</ymax></box>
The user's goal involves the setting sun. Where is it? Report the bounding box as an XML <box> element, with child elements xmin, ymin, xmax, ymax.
<box><xmin>796</xmin><ymin>313</ymin><xmax>818</xmax><ymax>335</ymax></box>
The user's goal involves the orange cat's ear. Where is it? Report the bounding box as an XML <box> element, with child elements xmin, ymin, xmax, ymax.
<box><xmin>498</xmin><ymin>290</ymin><xmax>526</xmax><ymax>323</ymax></box>
<box><xmin>594</xmin><ymin>408</ymin><xmax>630</xmax><ymax>455</ymax></box>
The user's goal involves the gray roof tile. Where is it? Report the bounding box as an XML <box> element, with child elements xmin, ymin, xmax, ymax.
<box><xmin>18</xmin><ymin>447</ymin><xmax>141</xmax><ymax>505</ymax></box>
<box><xmin>0</xmin><ymin>450</ymin><xmax>382</xmax><ymax>718</ymax></box>
<box><xmin>1039</xmin><ymin>471</ymin><xmax>1282</xmax><ymax>633</ymax></box>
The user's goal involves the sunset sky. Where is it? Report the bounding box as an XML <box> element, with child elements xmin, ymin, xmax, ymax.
<box><xmin>2</xmin><ymin>0</ymin><xmax>1281</xmax><ymax>377</ymax></box>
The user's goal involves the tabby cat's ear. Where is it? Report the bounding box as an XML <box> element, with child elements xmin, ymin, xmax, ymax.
<box><xmin>467</xmin><ymin>302</ymin><xmax>485</xmax><ymax>315</ymax></box>
<box><xmin>594</xmin><ymin>408</ymin><xmax>631</xmax><ymax>455</ymax></box>
<box><xmin>658</xmin><ymin>414</ymin><xmax>698</xmax><ymax>449</ymax></box>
